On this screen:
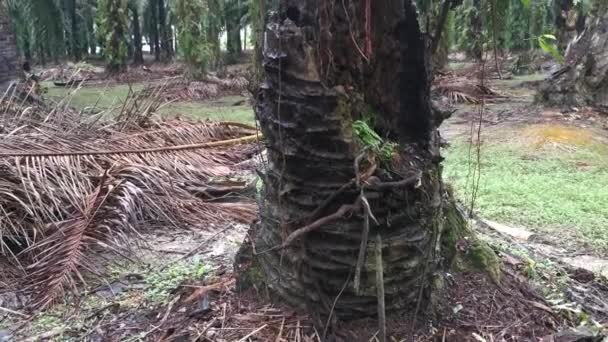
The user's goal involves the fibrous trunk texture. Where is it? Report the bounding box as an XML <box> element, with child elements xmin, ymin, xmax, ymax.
<box><xmin>539</xmin><ymin>8</ymin><xmax>608</xmax><ymax>112</ymax></box>
<box><xmin>243</xmin><ymin>0</ymin><xmax>453</xmax><ymax>319</ymax></box>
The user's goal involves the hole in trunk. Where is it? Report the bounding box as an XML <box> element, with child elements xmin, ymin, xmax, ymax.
<box><xmin>286</xmin><ymin>6</ymin><xmax>300</xmax><ymax>24</ymax></box>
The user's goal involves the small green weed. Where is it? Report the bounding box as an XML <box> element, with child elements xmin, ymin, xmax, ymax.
<box><xmin>106</xmin><ymin>257</ymin><xmax>206</xmax><ymax>304</ymax></box>
<box><xmin>353</xmin><ymin>120</ymin><xmax>396</xmax><ymax>163</ymax></box>
<box><xmin>144</xmin><ymin>259</ymin><xmax>206</xmax><ymax>303</ymax></box>
<box><xmin>158</xmin><ymin>100</ymin><xmax>254</xmax><ymax>124</ymax></box>
<box><xmin>43</xmin><ymin>83</ymin><xmax>256</xmax><ymax>124</ymax></box>
<box><xmin>43</xmin><ymin>82</ymin><xmax>145</xmax><ymax>111</ymax></box>
<box><xmin>28</xmin><ymin>312</ymin><xmax>66</xmax><ymax>335</ymax></box>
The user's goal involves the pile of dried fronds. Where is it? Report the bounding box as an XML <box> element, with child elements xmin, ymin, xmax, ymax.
<box><xmin>433</xmin><ymin>73</ymin><xmax>502</xmax><ymax>104</ymax></box>
<box><xmin>0</xmin><ymin>86</ymin><xmax>258</xmax><ymax>309</ymax></box>
<box><xmin>38</xmin><ymin>61</ymin><xmax>104</xmax><ymax>85</ymax></box>
<box><xmin>144</xmin><ymin>75</ymin><xmax>250</xmax><ymax>102</ymax></box>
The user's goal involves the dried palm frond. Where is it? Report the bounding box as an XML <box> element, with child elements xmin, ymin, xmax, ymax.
<box><xmin>141</xmin><ymin>75</ymin><xmax>250</xmax><ymax>102</ymax></box>
<box><xmin>0</xmin><ymin>87</ymin><xmax>259</xmax><ymax>309</ymax></box>
<box><xmin>433</xmin><ymin>82</ymin><xmax>501</xmax><ymax>104</ymax></box>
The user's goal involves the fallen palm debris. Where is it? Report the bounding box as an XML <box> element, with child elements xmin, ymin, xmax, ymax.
<box><xmin>19</xmin><ymin>262</ymin><xmax>569</xmax><ymax>341</ymax></box>
<box><xmin>0</xmin><ymin>86</ymin><xmax>259</xmax><ymax>309</ymax></box>
<box><xmin>142</xmin><ymin>75</ymin><xmax>250</xmax><ymax>102</ymax></box>
<box><xmin>433</xmin><ymin>73</ymin><xmax>503</xmax><ymax>104</ymax></box>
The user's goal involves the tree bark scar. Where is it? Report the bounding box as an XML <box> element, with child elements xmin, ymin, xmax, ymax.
<box><xmin>365</xmin><ymin>0</ymin><xmax>372</xmax><ymax>57</ymax></box>
<box><xmin>400</xmin><ymin>0</ymin><xmax>432</xmax><ymax>144</ymax></box>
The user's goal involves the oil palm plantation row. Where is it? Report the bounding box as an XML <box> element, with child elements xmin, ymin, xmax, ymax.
<box><xmin>7</xmin><ymin>0</ymin><xmax>601</xmax><ymax>75</ymax></box>
<box><xmin>6</xmin><ymin>0</ymin><xmax>253</xmax><ymax>74</ymax></box>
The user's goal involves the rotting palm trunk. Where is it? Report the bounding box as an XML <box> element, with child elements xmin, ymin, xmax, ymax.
<box><xmin>240</xmin><ymin>0</ymin><xmax>457</xmax><ymax>319</ymax></box>
<box><xmin>539</xmin><ymin>5</ymin><xmax>608</xmax><ymax>112</ymax></box>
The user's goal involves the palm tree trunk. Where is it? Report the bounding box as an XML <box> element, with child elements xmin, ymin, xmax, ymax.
<box><xmin>206</xmin><ymin>0</ymin><xmax>222</xmax><ymax>71</ymax></box>
<box><xmin>252</xmin><ymin>0</ymin><xmax>266</xmax><ymax>77</ymax></box>
<box><xmin>225</xmin><ymin>17</ymin><xmax>240</xmax><ymax>58</ymax></box>
<box><xmin>157</xmin><ymin>0</ymin><xmax>171</xmax><ymax>61</ymax></box>
<box><xmin>430</xmin><ymin>0</ymin><xmax>456</xmax><ymax>55</ymax></box>
<box><xmin>430</xmin><ymin>0</ymin><xmax>461</xmax><ymax>71</ymax></box>
<box><xmin>540</xmin><ymin>4</ymin><xmax>608</xmax><ymax>111</ymax></box>
<box><xmin>131</xmin><ymin>4</ymin><xmax>144</xmax><ymax>65</ymax></box>
<box><xmin>240</xmin><ymin>0</ymin><xmax>456</xmax><ymax>319</ymax></box>
<box><xmin>70</xmin><ymin>0</ymin><xmax>80</xmax><ymax>61</ymax></box>
<box><xmin>38</xmin><ymin>41</ymin><xmax>46</xmax><ymax>66</ymax></box>
<box><xmin>150</xmin><ymin>0</ymin><xmax>160</xmax><ymax>61</ymax></box>
<box><xmin>554</xmin><ymin>0</ymin><xmax>574</xmax><ymax>51</ymax></box>
<box><xmin>471</xmin><ymin>0</ymin><xmax>483</xmax><ymax>60</ymax></box>
<box><xmin>84</xmin><ymin>4</ymin><xmax>96</xmax><ymax>56</ymax></box>
<box><xmin>0</xmin><ymin>9</ymin><xmax>20</xmax><ymax>90</ymax></box>
<box><xmin>104</xmin><ymin>0</ymin><xmax>128</xmax><ymax>74</ymax></box>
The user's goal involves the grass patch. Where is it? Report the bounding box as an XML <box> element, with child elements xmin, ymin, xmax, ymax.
<box><xmin>107</xmin><ymin>258</ymin><xmax>207</xmax><ymax>304</ymax></box>
<box><xmin>443</xmin><ymin>126</ymin><xmax>608</xmax><ymax>253</ymax></box>
<box><xmin>158</xmin><ymin>99</ymin><xmax>254</xmax><ymax>124</ymax></box>
<box><xmin>42</xmin><ymin>82</ymin><xmax>255</xmax><ymax>123</ymax></box>
<box><xmin>494</xmin><ymin>72</ymin><xmax>546</xmax><ymax>88</ymax></box>
<box><xmin>43</xmin><ymin>82</ymin><xmax>145</xmax><ymax>111</ymax></box>
<box><xmin>144</xmin><ymin>259</ymin><xmax>206</xmax><ymax>302</ymax></box>
<box><xmin>1</xmin><ymin>258</ymin><xmax>208</xmax><ymax>338</ymax></box>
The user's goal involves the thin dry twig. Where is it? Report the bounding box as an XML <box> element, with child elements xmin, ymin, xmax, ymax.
<box><xmin>376</xmin><ymin>234</ymin><xmax>386</xmax><ymax>342</ymax></box>
<box><xmin>0</xmin><ymin>306</ymin><xmax>28</xmax><ymax>318</ymax></box>
<box><xmin>132</xmin><ymin>296</ymin><xmax>179</xmax><ymax>341</ymax></box>
<box><xmin>322</xmin><ymin>273</ymin><xmax>352</xmax><ymax>340</ymax></box>
<box><xmin>276</xmin><ymin>317</ymin><xmax>285</xmax><ymax>342</ymax></box>
<box><xmin>0</xmin><ymin>134</ymin><xmax>260</xmax><ymax>157</ymax></box>
<box><xmin>237</xmin><ymin>324</ymin><xmax>268</xmax><ymax>342</ymax></box>
<box><xmin>23</xmin><ymin>326</ymin><xmax>66</xmax><ymax>342</ymax></box>
<box><xmin>354</xmin><ymin>197</ymin><xmax>371</xmax><ymax>294</ymax></box>
<box><xmin>194</xmin><ymin>317</ymin><xmax>218</xmax><ymax>341</ymax></box>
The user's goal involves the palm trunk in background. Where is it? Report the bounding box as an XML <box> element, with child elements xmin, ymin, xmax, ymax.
<box><xmin>0</xmin><ymin>8</ymin><xmax>21</xmax><ymax>90</ymax></box>
<box><xmin>131</xmin><ymin>4</ymin><xmax>144</xmax><ymax>65</ymax></box>
<box><xmin>70</xmin><ymin>0</ymin><xmax>80</xmax><ymax>61</ymax></box>
<box><xmin>157</xmin><ymin>0</ymin><xmax>171</xmax><ymax>61</ymax></box>
<box><xmin>151</xmin><ymin>0</ymin><xmax>160</xmax><ymax>61</ymax></box>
